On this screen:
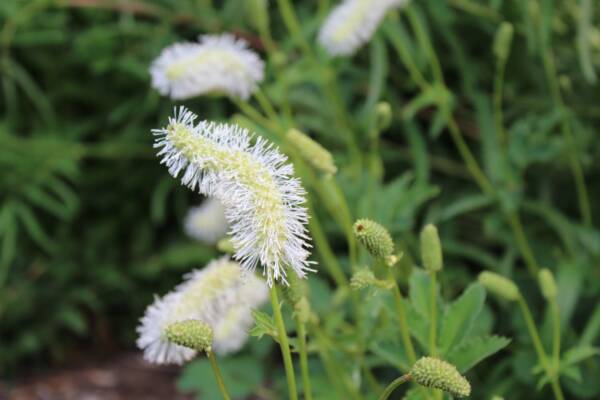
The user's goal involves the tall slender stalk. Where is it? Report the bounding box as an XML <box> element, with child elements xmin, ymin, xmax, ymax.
<box><xmin>388</xmin><ymin>269</ymin><xmax>417</xmax><ymax>364</ymax></box>
<box><xmin>517</xmin><ymin>296</ymin><xmax>564</xmax><ymax>400</ymax></box>
<box><xmin>295</xmin><ymin>317</ymin><xmax>313</xmax><ymax>400</ymax></box>
<box><xmin>270</xmin><ymin>286</ymin><xmax>299</xmax><ymax>400</ymax></box>
<box><xmin>207</xmin><ymin>351</ymin><xmax>231</xmax><ymax>400</ymax></box>
<box><xmin>550</xmin><ymin>299</ymin><xmax>561</xmax><ymax>371</ymax></box>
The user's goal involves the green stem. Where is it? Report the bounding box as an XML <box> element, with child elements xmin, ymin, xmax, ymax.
<box><xmin>207</xmin><ymin>351</ymin><xmax>231</xmax><ymax>400</ymax></box>
<box><xmin>295</xmin><ymin>316</ymin><xmax>313</xmax><ymax>400</ymax></box>
<box><xmin>540</xmin><ymin>25</ymin><xmax>591</xmax><ymax>226</ymax></box>
<box><xmin>388</xmin><ymin>269</ymin><xmax>417</xmax><ymax>364</ymax></box>
<box><xmin>517</xmin><ymin>296</ymin><xmax>564</xmax><ymax>400</ymax></box>
<box><xmin>377</xmin><ymin>374</ymin><xmax>412</xmax><ymax>400</ymax></box>
<box><xmin>254</xmin><ymin>89</ymin><xmax>279</xmax><ymax>124</ymax></box>
<box><xmin>429</xmin><ymin>272</ymin><xmax>437</xmax><ymax>357</ymax></box>
<box><xmin>232</xmin><ymin>98</ymin><xmax>280</xmax><ymax>133</ymax></box>
<box><xmin>270</xmin><ymin>286</ymin><xmax>299</xmax><ymax>400</ymax></box>
<box><xmin>550</xmin><ymin>299</ymin><xmax>561</xmax><ymax>371</ymax></box>
<box><xmin>275</xmin><ymin>0</ymin><xmax>312</xmax><ymax>57</ymax></box>
<box><xmin>306</xmin><ymin>195</ymin><xmax>349</xmax><ymax>289</ymax></box>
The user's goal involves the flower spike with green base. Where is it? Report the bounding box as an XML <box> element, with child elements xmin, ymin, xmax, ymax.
<box><xmin>411</xmin><ymin>357</ymin><xmax>471</xmax><ymax>398</ymax></box>
<box><xmin>153</xmin><ymin>107</ymin><xmax>315</xmax><ymax>285</ymax></box>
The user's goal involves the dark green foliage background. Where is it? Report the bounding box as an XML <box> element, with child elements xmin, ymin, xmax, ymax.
<box><xmin>1</xmin><ymin>0</ymin><xmax>600</xmax><ymax>398</ymax></box>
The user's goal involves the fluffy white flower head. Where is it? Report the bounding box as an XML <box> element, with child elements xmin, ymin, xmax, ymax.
<box><xmin>318</xmin><ymin>0</ymin><xmax>408</xmax><ymax>56</ymax></box>
<box><xmin>184</xmin><ymin>197</ymin><xmax>229</xmax><ymax>244</ymax></box>
<box><xmin>153</xmin><ymin>107</ymin><xmax>315</xmax><ymax>286</ymax></box>
<box><xmin>150</xmin><ymin>33</ymin><xmax>264</xmax><ymax>100</ymax></box>
<box><xmin>136</xmin><ymin>257</ymin><xmax>268</xmax><ymax>364</ymax></box>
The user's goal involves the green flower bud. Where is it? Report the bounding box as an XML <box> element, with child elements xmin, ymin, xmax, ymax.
<box><xmin>286</xmin><ymin>128</ymin><xmax>337</xmax><ymax>176</ymax></box>
<box><xmin>411</xmin><ymin>357</ymin><xmax>471</xmax><ymax>398</ymax></box>
<box><xmin>493</xmin><ymin>22</ymin><xmax>514</xmax><ymax>60</ymax></box>
<box><xmin>353</xmin><ymin>219</ymin><xmax>394</xmax><ymax>262</ymax></box>
<box><xmin>478</xmin><ymin>272</ymin><xmax>520</xmax><ymax>301</ymax></box>
<box><xmin>165</xmin><ymin>319</ymin><xmax>213</xmax><ymax>353</ymax></box>
<box><xmin>294</xmin><ymin>297</ymin><xmax>311</xmax><ymax>324</ymax></box>
<box><xmin>538</xmin><ymin>268</ymin><xmax>557</xmax><ymax>300</ymax></box>
<box><xmin>283</xmin><ymin>271</ymin><xmax>308</xmax><ymax>305</ymax></box>
<box><xmin>350</xmin><ymin>268</ymin><xmax>392</xmax><ymax>290</ymax></box>
<box><xmin>420</xmin><ymin>224</ymin><xmax>442</xmax><ymax>272</ymax></box>
<box><xmin>375</xmin><ymin>101</ymin><xmax>392</xmax><ymax>131</ymax></box>
<box><xmin>217</xmin><ymin>237</ymin><xmax>235</xmax><ymax>254</ymax></box>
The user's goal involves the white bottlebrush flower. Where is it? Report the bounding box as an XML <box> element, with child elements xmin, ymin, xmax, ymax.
<box><xmin>152</xmin><ymin>106</ymin><xmax>315</xmax><ymax>286</ymax></box>
<box><xmin>136</xmin><ymin>257</ymin><xmax>268</xmax><ymax>364</ymax></box>
<box><xmin>150</xmin><ymin>33</ymin><xmax>264</xmax><ymax>100</ymax></box>
<box><xmin>184</xmin><ymin>197</ymin><xmax>229</xmax><ymax>244</ymax></box>
<box><xmin>318</xmin><ymin>0</ymin><xmax>408</xmax><ymax>56</ymax></box>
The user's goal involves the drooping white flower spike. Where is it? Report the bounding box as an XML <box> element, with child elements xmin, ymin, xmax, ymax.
<box><xmin>184</xmin><ymin>197</ymin><xmax>229</xmax><ymax>245</ymax></box>
<box><xmin>136</xmin><ymin>257</ymin><xmax>268</xmax><ymax>364</ymax></box>
<box><xmin>150</xmin><ymin>33</ymin><xmax>264</xmax><ymax>100</ymax></box>
<box><xmin>152</xmin><ymin>107</ymin><xmax>315</xmax><ymax>286</ymax></box>
<box><xmin>318</xmin><ymin>0</ymin><xmax>409</xmax><ymax>56</ymax></box>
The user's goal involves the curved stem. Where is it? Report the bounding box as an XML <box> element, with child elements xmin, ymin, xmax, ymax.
<box><xmin>295</xmin><ymin>316</ymin><xmax>313</xmax><ymax>400</ymax></box>
<box><xmin>207</xmin><ymin>351</ymin><xmax>231</xmax><ymax>400</ymax></box>
<box><xmin>378</xmin><ymin>374</ymin><xmax>412</xmax><ymax>400</ymax></box>
<box><xmin>388</xmin><ymin>269</ymin><xmax>417</xmax><ymax>364</ymax></box>
<box><xmin>517</xmin><ymin>296</ymin><xmax>564</xmax><ymax>400</ymax></box>
<box><xmin>270</xmin><ymin>286</ymin><xmax>299</xmax><ymax>400</ymax></box>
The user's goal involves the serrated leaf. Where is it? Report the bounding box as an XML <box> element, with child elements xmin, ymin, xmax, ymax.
<box><xmin>439</xmin><ymin>283</ymin><xmax>485</xmax><ymax>354</ymax></box>
<box><xmin>249</xmin><ymin>309</ymin><xmax>278</xmax><ymax>342</ymax></box>
<box><xmin>446</xmin><ymin>335</ymin><xmax>511</xmax><ymax>373</ymax></box>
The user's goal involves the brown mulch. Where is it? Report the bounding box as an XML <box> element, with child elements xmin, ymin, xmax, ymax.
<box><xmin>1</xmin><ymin>353</ymin><xmax>194</xmax><ymax>400</ymax></box>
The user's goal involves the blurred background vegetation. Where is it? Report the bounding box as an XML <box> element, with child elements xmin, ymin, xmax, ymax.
<box><xmin>1</xmin><ymin>0</ymin><xmax>600</xmax><ymax>398</ymax></box>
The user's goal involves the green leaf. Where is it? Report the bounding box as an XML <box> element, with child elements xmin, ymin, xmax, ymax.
<box><xmin>439</xmin><ymin>283</ymin><xmax>486</xmax><ymax>354</ymax></box>
<box><xmin>446</xmin><ymin>335</ymin><xmax>511</xmax><ymax>373</ymax></box>
<box><xmin>249</xmin><ymin>309</ymin><xmax>278</xmax><ymax>342</ymax></box>
<box><xmin>562</xmin><ymin>345</ymin><xmax>600</xmax><ymax>367</ymax></box>
<box><xmin>409</xmin><ymin>269</ymin><xmax>436</xmax><ymax>317</ymax></box>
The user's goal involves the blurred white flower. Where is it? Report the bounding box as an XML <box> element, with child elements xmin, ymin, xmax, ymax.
<box><xmin>150</xmin><ymin>33</ymin><xmax>264</xmax><ymax>100</ymax></box>
<box><xmin>184</xmin><ymin>197</ymin><xmax>229</xmax><ymax>244</ymax></box>
<box><xmin>153</xmin><ymin>107</ymin><xmax>315</xmax><ymax>286</ymax></box>
<box><xmin>318</xmin><ymin>0</ymin><xmax>408</xmax><ymax>56</ymax></box>
<box><xmin>136</xmin><ymin>257</ymin><xmax>268</xmax><ymax>364</ymax></box>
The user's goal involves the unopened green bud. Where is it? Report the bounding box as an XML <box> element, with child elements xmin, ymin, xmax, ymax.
<box><xmin>294</xmin><ymin>297</ymin><xmax>311</xmax><ymax>324</ymax></box>
<box><xmin>283</xmin><ymin>271</ymin><xmax>308</xmax><ymax>305</ymax></box>
<box><xmin>478</xmin><ymin>272</ymin><xmax>520</xmax><ymax>301</ymax></box>
<box><xmin>286</xmin><ymin>129</ymin><xmax>337</xmax><ymax>176</ymax></box>
<box><xmin>411</xmin><ymin>357</ymin><xmax>471</xmax><ymax>398</ymax></box>
<box><xmin>353</xmin><ymin>219</ymin><xmax>394</xmax><ymax>261</ymax></box>
<box><xmin>216</xmin><ymin>237</ymin><xmax>235</xmax><ymax>253</ymax></box>
<box><xmin>375</xmin><ymin>101</ymin><xmax>392</xmax><ymax>131</ymax></box>
<box><xmin>538</xmin><ymin>268</ymin><xmax>557</xmax><ymax>300</ymax></box>
<box><xmin>350</xmin><ymin>268</ymin><xmax>392</xmax><ymax>290</ymax></box>
<box><xmin>420</xmin><ymin>224</ymin><xmax>442</xmax><ymax>272</ymax></box>
<box><xmin>165</xmin><ymin>319</ymin><xmax>213</xmax><ymax>352</ymax></box>
<box><xmin>493</xmin><ymin>22</ymin><xmax>514</xmax><ymax>60</ymax></box>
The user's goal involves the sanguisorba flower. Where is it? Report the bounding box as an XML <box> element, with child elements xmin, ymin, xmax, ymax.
<box><xmin>184</xmin><ymin>197</ymin><xmax>229</xmax><ymax>245</ymax></box>
<box><xmin>136</xmin><ymin>257</ymin><xmax>268</xmax><ymax>364</ymax></box>
<box><xmin>150</xmin><ymin>33</ymin><xmax>264</xmax><ymax>100</ymax></box>
<box><xmin>153</xmin><ymin>107</ymin><xmax>314</xmax><ymax>285</ymax></box>
<box><xmin>318</xmin><ymin>0</ymin><xmax>408</xmax><ymax>56</ymax></box>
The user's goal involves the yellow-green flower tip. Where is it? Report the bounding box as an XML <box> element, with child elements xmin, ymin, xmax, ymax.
<box><xmin>353</xmin><ymin>219</ymin><xmax>394</xmax><ymax>261</ymax></box>
<box><xmin>420</xmin><ymin>224</ymin><xmax>443</xmax><ymax>272</ymax></box>
<box><xmin>411</xmin><ymin>357</ymin><xmax>471</xmax><ymax>398</ymax></box>
<box><xmin>286</xmin><ymin>128</ymin><xmax>337</xmax><ymax>176</ymax></box>
<box><xmin>375</xmin><ymin>101</ymin><xmax>392</xmax><ymax>131</ymax></box>
<box><xmin>478</xmin><ymin>272</ymin><xmax>520</xmax><ymax>301</ymax></box>
<box><xmin>165</xmin><ymin>319</ymin><xmax>213</xmax><ymax>352</ymax></box>
<box><xmin>538</xmin><ymin>268</ymin><xmax>557</xmax><ymax>300</ymax></box>
<box><xmin>493</xmin><ymin>22</ymin><xmax>514</xmax><ymax>60</ymax></box>
<box><xmin>216</xmin><ymin>237</ymin><xmax>235</xmax><ymax>254</ymax></box>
